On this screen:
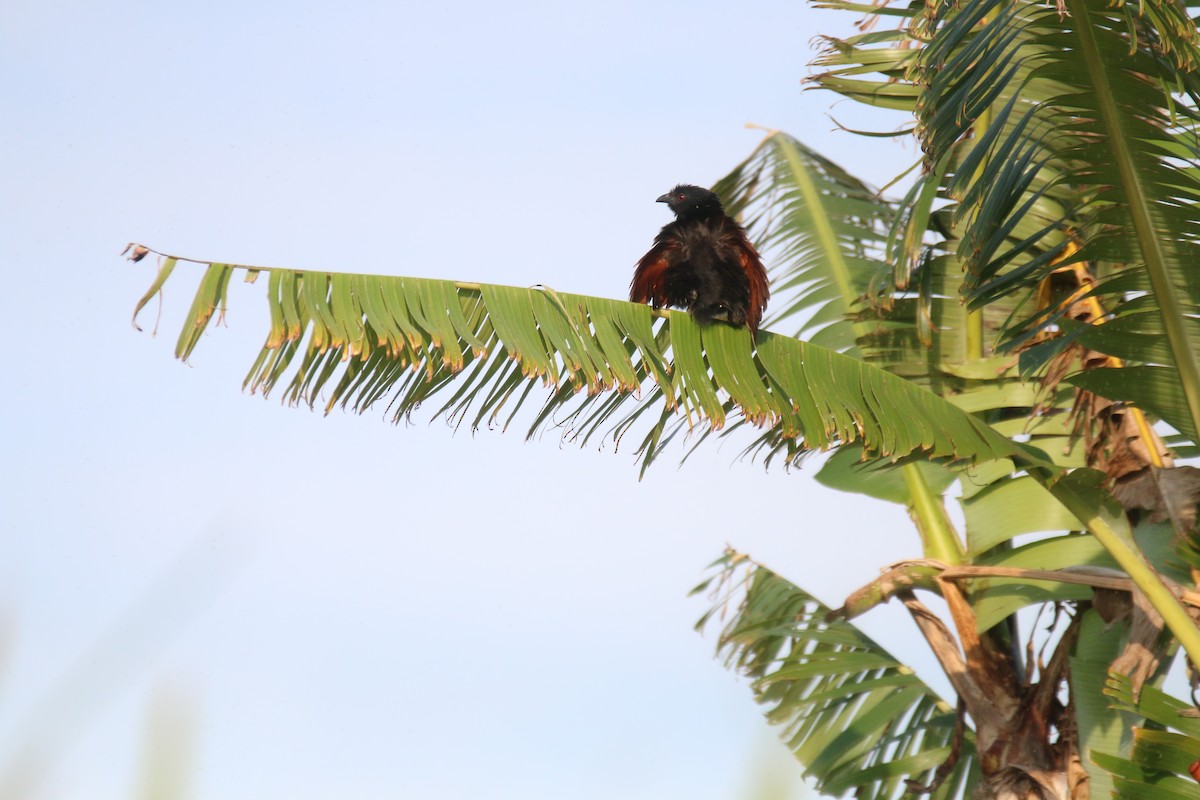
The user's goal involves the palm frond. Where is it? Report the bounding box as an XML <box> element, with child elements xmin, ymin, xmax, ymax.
<box><xmin>1094</xmin><ymin>673</ymin><xmax>1200</xmax><ymax>799</ymax></box>
<box><xmin>713</xmin><ymin>131</ymin><xmax>893</xmax><ymax>343</ymax></box>
<box><xmin>133</xmin><ymin>250</ymin><xmax>1031</xmax><ymax>469</ymax></box>
<box><xmin>807</xmin><ymin>23</ymin><xmax>922</xmax><ymax>118</ymax></box>
<box><xmin>695</xmin><ymin>550</ymin><xmax>975</xmax><ymax>800</ymax></box>
<box><xmin>130</xmin><ymin>249</ymin><xmax>1200</xmax><ymax>662</ymax></box>
<box><xmin>910</xmin><ymin>0</ymin><xmax>1200</xmax><ymax>447</ymax></box>
<box><xmin>961</xmin><ymin>474</ymin><xmax>1084</xmax><ymax>556</ymax></box>
<box><xmin>713</xmin><ymin>133</ymin><xmax>982</xmax><ymax>564</ymax></box>
<box><xmin>1072</xmin><ymin>611</ymin><xmax>1144</xmax><ymax>800</ymax></box>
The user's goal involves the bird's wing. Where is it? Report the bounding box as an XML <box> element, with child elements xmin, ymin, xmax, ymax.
<box><xmin>630</xmin><ymin>236</ymin><xmax>680</xmax><ymax>307</ymax></box>
<box><xmin>741</xmin><ymin>244</ymin><xmax>770</xmax><ymax>321</ymax></box>
<box><xmin>726</xmin><ymin>227</ymin><xmax>770</xmax><ymax>334</ymax></box>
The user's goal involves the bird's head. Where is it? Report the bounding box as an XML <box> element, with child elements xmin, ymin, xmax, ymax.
<box><xmin>657</xmin><ymin>184</ymin><xmax>723</xmax><ymax>220</ymax></box>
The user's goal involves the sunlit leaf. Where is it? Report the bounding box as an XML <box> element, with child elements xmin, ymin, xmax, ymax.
<box><xmin>695</xmin><ymin>551</ymin><xmax>975</xmax><ymax>800</ymax></box>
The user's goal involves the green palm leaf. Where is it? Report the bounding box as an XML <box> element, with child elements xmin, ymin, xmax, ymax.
<box><xmin>139</xmin><ymin>254</ymin><xmax>1023</xmax><ymax>465</ymax></box>
<box><xmin>807</xmin><ymin>18</ymin><xmax>922</xmax><ymax>118</ymax></box>
<box><xmin>713</xmin><ymin>134</ymin><xmax>980</xmax><ymax>564</ymax></box>
<box><xmin>130</xmin><ymin>250</ymin><xmax>1200</xmax><ymax>662</ymax></box>
<box><xmin>1094</xmin><ymin>673</ymin><xmax>1200</xmax><ymax>799</ymax></box>
<box><xmin>910</xmin><ymin>0</ymin><xmax>1200</xmax><ymax>446</ymax></box>
<box><xmin>694</xmin><ymin>550</ymin><xmax>976</xmax><ymax>800</ymax></box>
<box><xmin>713</xmin><ymin>131</ymin><xmax>893</xmax><ymax>345</ymax></box>
<box><xmin>805</xmin><ymin>5</ymin><xmax>1054</xmax><ymax>369</ymax></box>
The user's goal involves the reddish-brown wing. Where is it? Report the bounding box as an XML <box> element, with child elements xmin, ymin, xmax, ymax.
<box><xmin>728</xmin><ymin>228</ymin><xmax>770</xmax><ymax>335</ymax></box>
<box><xmin>629</xmin><ymin>236</ymin><xmax>680</xmax><ymax>309</ymax></box>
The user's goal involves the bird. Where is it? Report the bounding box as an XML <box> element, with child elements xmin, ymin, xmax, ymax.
<box><xmin>630</xmin><ymin>184</ymin><xmax>769</xmax><ymax>336</ymax></box>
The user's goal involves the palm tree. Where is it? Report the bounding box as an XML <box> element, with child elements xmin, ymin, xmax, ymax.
<box><xmin>125</xmin><ymin>0</ymin><xmax>1200</xmax><ymax>796</ymax></box>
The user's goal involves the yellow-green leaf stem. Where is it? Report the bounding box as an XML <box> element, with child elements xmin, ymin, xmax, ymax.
<box><xmin>905</xmin><ymin>465</ymin><xmax>965</xmax><ymax>564</ymax></box>
<box><xmin>1047</xmin><ymin>469</ymin><xmax>1200</xmax><ymax>668</ymax></box>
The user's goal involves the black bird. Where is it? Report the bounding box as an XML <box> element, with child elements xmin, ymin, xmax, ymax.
<box><xmin>630</xmin><ymin>184</ymin><xmax>769</xmax><ymax>336</ymax></box>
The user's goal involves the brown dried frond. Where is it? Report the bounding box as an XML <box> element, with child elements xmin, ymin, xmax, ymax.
<box><xmin>1023</xmin><ymin>247</ymin><xmax>1200</xmax><ymax>576</ymax></box>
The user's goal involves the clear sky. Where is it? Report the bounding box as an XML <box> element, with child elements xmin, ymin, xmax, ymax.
<box><xmin>3</xmin><ymin>2</ymin><xmax>931</xmax><ymax>798</ymax></box>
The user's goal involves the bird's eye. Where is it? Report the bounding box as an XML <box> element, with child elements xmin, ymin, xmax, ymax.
<box><xmin>677</xmin><ymin>194</ymin><xmax>686</xmax><ymax>201</ymax></box>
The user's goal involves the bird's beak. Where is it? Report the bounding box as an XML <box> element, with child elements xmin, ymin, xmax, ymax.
<box><xmin>656</xmin><ymin>193</ymin><xmax>670</xmax><ymax>204</ymax></box>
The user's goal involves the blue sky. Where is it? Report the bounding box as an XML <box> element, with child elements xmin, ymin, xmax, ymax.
<box><xmin>3</xmin><ymin>2</ymin><xmax>930</xmax><ymax>798</ymax></box>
